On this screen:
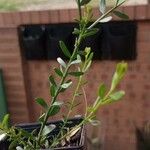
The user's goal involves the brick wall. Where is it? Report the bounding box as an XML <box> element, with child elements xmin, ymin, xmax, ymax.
<box><xmin>0</xmin><ymin>5</ymin><xmax>150</xmax><ymax>150</ymax></box>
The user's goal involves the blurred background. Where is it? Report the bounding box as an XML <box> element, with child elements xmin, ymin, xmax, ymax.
<box><xmin>0</xmin><ymin>0</ymin><xmax>150</xmax><ymax>150</ymax></box>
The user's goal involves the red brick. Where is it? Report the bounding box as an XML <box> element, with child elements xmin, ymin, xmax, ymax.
<box><xmin>2</xmin><ymin>12</ymin><xmax>13</xmax><ymax>26</ymax></box>
<box><xmin>137</xmin><ymin>31</ymin><xmax>150</xmax><ymax>42</ymax></box>
<box><xmin>30</xmin><ymin>11</ymin><xmax>40</xmax><ymax>24</ymax></box>
<box><xmin>59</xmin><ymin>9</ymin><xmax>70</xmax><ymax>23</ymax></box>
<box><xmin>39</xmin><ymin>10</ymin><xmax>50</xmax><ymax>24</ymax></box>
<box><xmin>69</xmin><ymin>9</ymin><xmax>78</xmax><ymax>22</ymax></box>
<box><xmin>138</xmin><ymin>22</ymin><xmax>150</xmax><ymax>33</ymax></box>
<box><xmin>0</xmin><ymin>13</ymin><xmax>4</xmax><ymax>27</ymax></box>
<box><xmin>147</xmin><ymin>5</ymin><xmax>150</xmax><ymax>19</ymax></box>
<box><xmin>50</xmin><ymin>10</ymin><xmax>59</xmax><ymax>23</ymax></box>
<box><xmin>135</xmin><ymin>5</ymin><xmax>147</xmax><ymax>20</ymax></box>
<box><xmin>20</xmin><ymin>11</ymin><xmax>31</xmax><ymax>24</ymax></box>
<box><xmin>92</xmin><ymin>8</ymin><xmax>101</xmax><ymax>20</ymax></box>
<box><xmin>12</xmin><ymin>12</ymin><xmax>21</xmax><ymax>26</ymax></box>
<box><xmin>123</xmin><ymin>6</ymin><xmax>135</xmax><ymax>20</ymax></box>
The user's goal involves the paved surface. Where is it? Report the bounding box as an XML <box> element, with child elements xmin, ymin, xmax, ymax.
<box><xmin>21</xmin><ymin>0</ymin><xmax>148</xmax><ymax>11</ymax></box>
<box><xmin>21</xmin><ymin>0</ymin><xmax>77</xmax><ymax>11</ymax></box>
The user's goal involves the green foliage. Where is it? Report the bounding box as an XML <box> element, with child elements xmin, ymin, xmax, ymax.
<box><xmin>98</xmin><ymin>83</ymin><xmax>107</xmax><ymax>99</ymax></box>
<box><xmin>59</xmin><ymin>41</ymin><xmax>71</xmax><ymax>58</ymax></box>
<box><xmin>42</xmin><ymin>125</ymin><xmax>56</xmax><ymax>136</ymax></box>
<box><xmin>113</xmin><ymin>10</ymin><xmax>129</xmax><ymax>19</ymax></box>
<box><xmin>0</xmin><ymin>0</ymin><xmax>128</xmax><ymax>149</ymax></box>
<box><xmin>110</xmin><ymin>62</ymin><xmax>127</xmax><ymax>92</ymax></box>
<box><xmin>35</xmin><ymin>98</ymin><xmax>48</xmax><ymax>110</ymax></box>
<box><xmin>99</xmin><ymin>0</ymin><xmax>106</xmax><ymax>14</ymax></box>
<box><xmin>80</xmin><ymin>0</ymin><xmax>92</xmax><ymax>6</ymax></box>
<box><xmin>48</xmin><ymin>102</ymin><xmax>63</xmax><ymax>117</ymax></box>
<box><xmin>110</xmin><ymin>91</ymin><xmax>125</xmax><ymax>101</ymax></box>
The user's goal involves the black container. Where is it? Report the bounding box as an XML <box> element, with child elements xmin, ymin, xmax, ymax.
<box><xmin>46</xmin><ymin>23</ymin><xmax>75</xmax><ymax>60</ymax></box>
<box><xmin>0</xmin><ymin>117</ymin><xmax>86</xmax><ymax>150</ymax></box>
<box><xmin>100</xmin><ymin>21</ymin><xmax>137</xmax><ymax>60</ymax></box>
<box><xmin>136</xmin><ymin>128</ymin><xmax>150</xmax><ymax>150</ymax></box>
<box><xmin>19</xmin><ymin>25</ymin><xmax>46</xmax><ymax>60</ymax></box>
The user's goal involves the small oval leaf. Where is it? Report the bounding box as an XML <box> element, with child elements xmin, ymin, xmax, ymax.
<box><xmin>35</xmin><ymin>98</ymin><xmax>48</xmax><ymax>109</ymax></box>
<box><xmin>70</xmin><ymin>60</ymin><xmax>81</xmax><ymax>65</ymax></box>
<box><xmin>49</xmin><ymin>75</ymin><xmax>56</xmax><ymax>86</ymax></box>
<box><xmin>57</xmin><ymin>57</ymin><xmax>66</xmax><ymax>68</ymax></box>
<box><xmin>54</xmin><ymin>68</ymin><xmax>63</xmax><ymax>77</ymax></box>
<box><xmin>99</xmin><ymin>0</ymin><xmax>106</xmax><ymax>14</ymax></box>
<box><xmin>80</xmin><ymin>0</ymin><xmax>92</xmax><ymax>6</ymax></box>
<box><xmin>99</xmin><ymin>16</ymin><xmax>112</xmax><ymax>23</ymax></box>
<box><xmin>98</xmin><ymin>83</ymin><xmax>106</xmax><ymax>99</ymax></box>
<box><xmin>50</xmin><ymin>85</ymin><xmax>56</xmax><ymax>97</ymax></box>
<box><xmin>59</xmin><ymin>41</ymin><xmax>71</xmax><ymax>58</ymax></box>
<box><xmin>113</xmin><ymin>10</ymin><xmax>129</xmax><ymax>20</ymax></box>
<box><xmin>48</xmin><ymin>102</ymin><xmax>63</xmax><ymax>117</ymax></box>
<box><xmin>110</xmin><ymin>91</ymin><xmax>125</xmax><ymax>101</ymax></box>
<box><xmin>69</xmin><ymin>72</ymin><xmax>84</xmax><ymax>77</ymax></box>
<box><xmin>42</xmin><ymin>124</ymin><xmax>56</xmax><ymax>136</ymax></box>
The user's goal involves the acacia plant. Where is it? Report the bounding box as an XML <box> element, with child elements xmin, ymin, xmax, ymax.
<box><xmin>0</xmin><ymin>0</ymin><xmax>128</xmax><ymax>149</ymax></box>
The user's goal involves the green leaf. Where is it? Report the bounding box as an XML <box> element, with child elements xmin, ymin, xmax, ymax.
<box><xmin>35</xmin><ymin>98</ymin><xmax>48</xmax><ymax>109</ymax></box>
<box><xmin>9</xmin><ymin>141</ymin><xmax>18</xmax><ymax>149</ymax></box>
<box><xmin>98</xmin><ymin>83</ymin><xmax>106</xmax><ymax>99</ymax></box>
<box><xmin>113</xmin><ymin>10</ymin><xmax>129</xmax><ymax>20</ymax></box>
<box><xmin>54</xmin><ymin>68</ymin><xmax>63</xmax><ymax>77</ymax></box>
<box><xmin>85</xmin><ymin>47</ymin><xmax>91</xmax><ymax>59</ymax></box>
<box><xmin>20</xmin><ymin>129</ymin><xmax>33</xmax><ymax>139</ymax></box>
<box><xmin>99</xmin><ymin>16</ymin><xmax>112</xmax><ymax>23</ymax></box>
<box><xmin>49</xmin><ymin>75</ymin><xmax>56</xmax><ymax>87</ymax></box>
<box><xmin>42</xmin><ymin>125</ymin><xmax>56</xmax><ymax>136</ymax></box>
<box><xmin>2</xmin><ymin>114</ymin><xmax>10</xmax><ymax>129</ymax></box>
<box><xmin>16</xmin><ymin>146</ymin><xmax>23</xmax><ymax>150</ymax></box>
<box><xmin>83</xmin><ymin>28</ymin><xmax>99</xmax><ymax>38</ymax></box>
<box><xmin>59</xmin><ymin>41</ymin><xmax>71</xmax><ymax>58</ymax></box>
<box><xmin>70</xmin><ymin>59</ymin><xmax>81</xmax><ymax>65</ymax></box>
<box><xmin>61</xmin><ymin>81</ymin><xmax>72</xmax><ymax>89</ymax></box>
<box><xmin>48</xmin><ymin>102</ymin><xmax>63</xmax><ymax>117</ymax></box>
<box><xmin>110</xmin><ymin>62</ymin><xmax>127</xmax><ymax>92</ymax></box>
<box><xmin>50</xmin><ymin>85</ymin><xmax>56</xmax><ymax>97</ymax></box>
<box><xmin>57</xmin><ymin>57</ymin><xmax>66</xmax><ymax>68</ymax></box>
<box><xmin>110</xmin><ymin>91</ymin><xmax>125</xmax><ymax>101</ymax></box>
<box><xmin>80</xmin><ymin>0</ymin><xmax>92</xmax><ymax>6</ymax></box>
<box><xmin>87</xmin><ymin>52</ymin><xmax>94</xmax><ymax>62</ymax></box>
<box><xmin>69</xmin><ymin>72</ymin><xmax>84</xmax><ymax>77</ymax></box>
<box><xmin>72</xmin><ymin>28</ymin><xmax>80</xmax><ymax>35</ymax></box>
<box><xmin>38</xmin><ymin>113</ymin><xmax>45</xmax><ymax>122</ymax></box>
<box><xmin>99</xmin><ymin>0</ymin><xmax>106</xmax><ymax>14</ymax></box>
<box><xmin>84</xmin><ymin>60</ymin><xmax>92</xmax><ymax>72</ymax></box>
<box><xmin>116</xmin><ymin>0</ymin><xmax>125</xmax><ymax>6</ymax></box>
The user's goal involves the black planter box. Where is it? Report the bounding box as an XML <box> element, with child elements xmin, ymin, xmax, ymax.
<box><xmin>0</xmin><ymin>117</ymin><xmax>86</xmax><ymax>150</ymax></box>
<box><xmin>19</xmin><ymin>25</ymin><xmax>47</xmax><ymax>60</ymax></box>
<box><xmin>46</xmin><ymin>23</ymin><xmax>75</xmax><ymax>60</ymax></box>
<box><xmin>100</xmin><ymin>21</ymin><xmax>137</xmax><ymax>60</ymax></box>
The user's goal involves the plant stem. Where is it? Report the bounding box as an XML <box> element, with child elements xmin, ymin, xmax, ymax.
<box><xmin>88</xmin><ymin>1</ymin><xmax>125</xmax><ymax>29</ymax></box>
<box><xmin>37</xmin><ymin>32</ymin><xmax>84</xmax><ymax>146</ymax></box>
<box><xmin>77</xmin><ymin>0</ymin><xmax>82</xmax><ymax>20</ymax></box>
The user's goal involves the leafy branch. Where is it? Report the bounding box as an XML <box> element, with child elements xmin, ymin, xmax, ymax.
<box><xmin>0</xmin><ymin>0</ymin><xmax>128</xmax><ymax>149</ymax></box>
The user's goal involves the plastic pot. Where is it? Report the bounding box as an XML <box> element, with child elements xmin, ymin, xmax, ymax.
<box><xmin>0</xmin><ymin>117</ymin><xmax>86</xmax><ymax>150</ymax></box>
